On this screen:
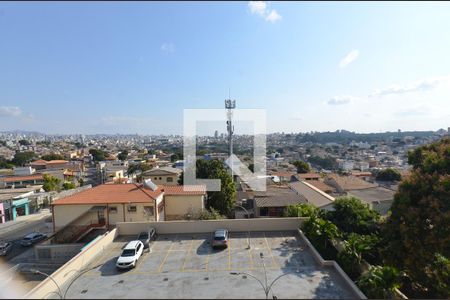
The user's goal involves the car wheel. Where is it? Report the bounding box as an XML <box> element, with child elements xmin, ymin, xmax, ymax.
<box><xmin>133</xmin><ymin>260</ymin><xmax>136</xmax><ymax>268</ymax></box>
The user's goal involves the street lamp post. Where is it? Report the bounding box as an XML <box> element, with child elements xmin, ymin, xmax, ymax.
<box><xmin>31</xmin><ymin>269</ymin><xmax>63</xmax><ymax>299</ymax></box>
<box><xmin>234</xmin><ymin>204</ymin><xmax>251</xmax><ymax>249</ymax></box>
<box><xmin>230</xmin><ymin>253</ymin><xmax>300</xmax><ymax>299</ymax></box>
<box><xmin>63</xmin><ymin>264</ymin><xmax>103</xmax><ymax>299</ymax></box>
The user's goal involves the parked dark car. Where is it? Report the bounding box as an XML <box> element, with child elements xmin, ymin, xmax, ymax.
<box><xmin>137</xmin><ymin>227</ymin><xmax>156</xmax><ymax>249</ymax></box>
<box><xmin>0</xmin><ymin>241</ymin><xmax>12</xmax><ymax>256</ymax></box>
<box><xmin>20</xmin><ymin>232</ymin><xmax>47</xmax><ymax>247</ymax></box>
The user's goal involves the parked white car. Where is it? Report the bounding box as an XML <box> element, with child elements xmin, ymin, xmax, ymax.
<box><xmin>116</xmin><ymin>240</ymin><xmax>144</xmax><ymax>269</ymax></box>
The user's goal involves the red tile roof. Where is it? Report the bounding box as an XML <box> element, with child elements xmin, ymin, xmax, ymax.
<box><xmin>52</xmin><ymin>183</ymin><xmax>206</xmax><ymax>205</ymax></box>
<box><xmin>162</xmin><ymin>185</ymin><xmax>207</xmax><ymax>195</ymax></box>
<box><xmin>53</xmin><ymin>183</ymin><xmax>163</xmax><ymax>205</ymax></box>
<box><xmin>46</xmin><ymin>160</ymin><xmax>68</xmax><ymax>164</ymax></box>
<box><xmin>30</xmin><ymin>159</ymin><xmax>48</xmax><ymax>165</ymax></box>
<box><xmin>297</xmin><ymin>173</ymin><xmax>321</xmax><ymax>180</ymax></box>
<box><xmin>0</xmin><ymin>174</ymin><xmax>44</xmax><ymax>183</ymax></box>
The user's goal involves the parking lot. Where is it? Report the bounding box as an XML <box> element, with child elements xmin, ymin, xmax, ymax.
<box><xmin>63</xmin><ymin>231</ymin><xmax>358</xmax><ymax>299</ymax></box>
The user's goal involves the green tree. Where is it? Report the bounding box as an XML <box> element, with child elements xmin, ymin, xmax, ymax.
<box><xmin>89</xmin><ymin>148</ymin><xmax>108</xmax><ymax>162</ymax></box>
<box><xmin>11</xmin><ymin>151</ymin><xmax>36</xmax><ymax>166</ymax></box>
<box><xmin>376</xmin><ymin>168</ymin><xmax>402</xmax><ymax>181</ymax></box>
<box><xmin>285</xmin><ymin>203</ymin><xmax>318</xmax><ymax>218</ymax></box>
<box><xmin>301</xmin><ymin>215</ymin><xmax>340</xmax><ymax>254</ymax></box>
<box><xmin>0</xmin><ymin>157</ymin><xmax>14</xmax><ymax>169</ymax></box>
<box><xmin>42</xmin><ymin>174</ymin><xmax>61</xmax><ymax>192</ymax></box>
<box><xmin>117</xmin><ymin>150</ymin><xmax>128</xmax><ymax>161</ymax></box>
<box><xmin>327</xmin><ymin>196</ymin><xmax>380</xmax><ymax>236</ymax></box>
<box><xmin>195</xmin><ymin>159</ymin><xmax>236</xmax><ymax>216</ymax></box>
<box><xmin>62</xmin><ymin>181</ymin><xmax>76</xmax><ymax>190</ymax></box>
<box><xmin>424</xmin><ymin>253</ymin><xmax>450</xmax><ymax>298</ymax></box>
<box><xmin>41</xmin><ymin>153</ymin><xmax>65</xmax><ymax>161</ymax></box>
<box><xmin>292</xmin><ymin>160</ymin><xmax>311</xmax><ymax>174</ymax></box>
<box><xmin>357</xmin><ymin>266</ymin><xmax>401</xmax><ymax>299</ymax></box>
<box><xmin>381</xmin><ymin>138</ymin><xmax>450</xmax><ymax>298</ymax></box>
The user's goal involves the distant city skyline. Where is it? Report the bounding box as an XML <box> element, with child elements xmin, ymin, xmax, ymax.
<box><xmin>1</xmin><ymin>2</ymin><xmax>450</xmax><ymax>134</ymax></box>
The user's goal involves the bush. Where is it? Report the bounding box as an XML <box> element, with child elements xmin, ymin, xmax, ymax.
<box><xmin>285</xmin><ymin>203</ymin><xmax>318</xmax><ymax>218</ymax></box>
<box><xmin>357</xmin><ymin>265</ymin><xmax>401</xmax><ymax>299</ymax></box>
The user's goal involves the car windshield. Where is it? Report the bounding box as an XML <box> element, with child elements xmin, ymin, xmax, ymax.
<box><xmin>121</xmin><ymin>249</ymin><xmax>136</xmax><ymax>257</ymax></box>
<box><xmin>23</xmin><ymin>237</ymin><xmax>33</xmax><ymax>240</ymax></box>
<box><xmin>214</xmin><ymin>236</ymin><xmax>225</xmax><ymax>241</ymax></box>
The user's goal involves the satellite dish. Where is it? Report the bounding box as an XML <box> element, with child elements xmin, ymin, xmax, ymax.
<box><xmin>144</xmin><ymin>179</ymin><xmax>158</xmax><ymax>191</ymax></box>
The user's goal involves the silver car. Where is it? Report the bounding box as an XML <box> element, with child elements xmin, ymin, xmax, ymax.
<box><xmin>20</xmin><ymin>232</ymin><xmax>47</xmax><ymax>247</ymax></box>
<box><xmin>212</xmin><ymin>229</ymin><xmax>229</xmax><ymax>249</ymax></box>
<box><xmin>0</xmin><ymin>242</ymin><xmax>12</xmax><ymax>256</ymax></box>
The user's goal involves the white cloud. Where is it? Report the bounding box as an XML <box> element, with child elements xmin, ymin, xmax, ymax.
<box><xmin>265</xmin><ymin>9</ymin><xmax>282</xmax><ymax>22</ymax></box>
<box><xmin>248</xmin><ymin>1</ymin><xmax>282</xmax><ymax>23</ymax></box>
<box><xmin>161</xmin><ymin>43</ymin><xmax>175</xmax><ymax>54</ymax></box>
<box><xmin>0</xmin><ymin>106</ymin><xmax>22</xmax><ymax>117</ymax></box>
<box><xmin>339</xmin><ymin>49</ymin><xmax>359</xmax><ymax>68</ymax></box>
<box><xmin>328</xmin><ymin>95</ymin><xmax>358</xmax><ymax>105</ymax></box>
<box><xmin>248</xmin><ymin>1</ymin><xmax>267</xmax><ymax>16</ymax></box>
<box><xmin>369</xmin><ymin>76</ymin><xmax>449</xmax><ymax>97</ymax></box>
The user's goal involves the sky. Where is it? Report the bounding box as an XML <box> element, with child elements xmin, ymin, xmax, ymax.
<box><xmin>1</xmin><ymin>1</ymin><xmax>450</xmax><ymax>135</ymax></box>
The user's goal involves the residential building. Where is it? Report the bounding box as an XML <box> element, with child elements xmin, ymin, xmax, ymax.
<box><xmin>142</xmin><ymin>166</ymin><xmax>182</xmax><ymax>185</ymax></box>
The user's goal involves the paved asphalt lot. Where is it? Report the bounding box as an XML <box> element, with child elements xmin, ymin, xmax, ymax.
<box><xmin>63</xmin><ymin>231</ymin><xmax>357</xmax><ymax>299</ymax></box>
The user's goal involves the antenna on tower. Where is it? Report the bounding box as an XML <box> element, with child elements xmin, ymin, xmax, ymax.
<box><xmin>225</xmin><ymin>98</ymin><xmax>236</xmax><ymax>179</ymax></box>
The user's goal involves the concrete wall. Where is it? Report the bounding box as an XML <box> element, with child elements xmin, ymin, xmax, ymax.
<box><xmin>297</xmin><ymin>229</ymin><xmax>367</xmax><ymax>299</ymax></box>
<box><xmin>35</xmin><ymin>244</ymin><xmax>83</xmax><ymax>260</ymax></box>
<box><xmin>26</xmin><ymin>229</ymin><xmax>118</xmax><ymax>299</ymax></box>
<box><xmin>122</xmin><ymin>203</ymin><xmax>156</xmax><ymax>223</ymax></box>
<box><xmin>164</xmin><ymin>195</ymin><xmax>204</xmax><ymax>221</ymax></box>
<box><xmin>53</xmin><ymin>204</ymin><xmax>93</xmax><ymax>231</ymax></box>
<box><xmin>116</xmin><ymin>217</ymin><xmax>306</xmax><ymax>235</ymax></box>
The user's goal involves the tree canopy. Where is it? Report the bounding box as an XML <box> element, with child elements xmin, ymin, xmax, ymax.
<box><xmin>327</xmin><ymin>196</ymin><xmax>380</xmax><ymax>236</ymax></box>
<box><xmin>43</xmin><ymin>174</ymin><xmax>61</xmax><ymax>192</ymax></box>
<box><xmin>292</xmin><ymin>160</ymin><xmax>310</xmax><ymax>174</ymax></box>
<box><xmin>11</xmin><ymin>151</ymin><xmax>36</xmax><ymax>166</ymax></box>
<box><xmin>89</xmin><ymin>148</ymin><xmax>108</xmax><ymax>162</ymax></box>
<box><xmin>375</xmin><ymin>168</ymin><xmax>401</xmax><ymax>181</ymax></box>
<box><xmin>285</xmin><ymin>203</ymin><xmax>318</xmax><ymax>218</ymax></box>
<box><xmin>41</xmin><ymin>153</ymin><xmax>65</xmax><ymax>161</ymax></box>
<box><xmin>380</xmin><ymin>138</ymin><xmax>450</xmax><ymax>298</ymax></box>
<box><xmin>117</xmin><ymin>150</ymin><xmax>128</xmax><ymax>161</ymax></box>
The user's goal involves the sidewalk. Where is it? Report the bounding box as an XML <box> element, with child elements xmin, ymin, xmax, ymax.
<box><xmin>0</xmin><ymin>210</ymin><xmax>52</xmax><ymax>236</ymax></box>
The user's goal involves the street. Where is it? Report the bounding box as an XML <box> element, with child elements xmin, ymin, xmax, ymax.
<box><xmin>0</xmin><ymin>213</ymin><xmax>52</xmax><ymax>263</ymax></box>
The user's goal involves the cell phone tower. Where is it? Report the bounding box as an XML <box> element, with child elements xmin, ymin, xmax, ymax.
<box><xmin>225</xmin><ymin>99</ymin><xmax>236</xmax><ymax>175</ymax></box>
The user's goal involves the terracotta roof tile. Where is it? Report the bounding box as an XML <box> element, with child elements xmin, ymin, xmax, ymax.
<box><xmin>0</xmin><ymin>174</ymin><xmax>44</xmax><ymax>183</ymax></box>
<box><xmin>161</xmin><ymin>185</ymin><xmax>206</xmax><ymax>195</ymax></box>
<box><xmin>53</xmin><ymin>183</ymin><xmax>162</xmax><ymax>205</ymax></box>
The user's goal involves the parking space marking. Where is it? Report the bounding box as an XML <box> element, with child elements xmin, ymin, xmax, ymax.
<box><xmin>157</xmin><ymin>234</ymin><xmax>176</xmax><ymax>273</ymax></box>
<box><xmin>180</xmin><ymin>239</ymin><xmax>194</xmax><ymax>272</ymax></box>
<box><xmin>264</xmin><ymin>232</ymin><xmax>280</xmax><ymax>268</ymax></box>
<box><xmin>227</xmin><ymin>238</ymin><xmax>231</xmax><ymax>270</ymax></box>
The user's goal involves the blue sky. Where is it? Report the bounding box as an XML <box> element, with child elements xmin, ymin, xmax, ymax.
<box><xmin>1</xmin><ymin>1</ymin><xmax>450</xmax><ymax>135</ymax></box>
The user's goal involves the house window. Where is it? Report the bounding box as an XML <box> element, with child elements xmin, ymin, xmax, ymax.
<box><xmin>144</xmin><ymin>206</ymin><xmax>154</xmax><ymax>216</ymax></box>
<box><xmin>109</xmin><ymin>206</ymin><xmax>118</xmax><ymax>214</ymax></box>
<box><xmin>128</xmin><ymin>206</ymin><xmax>137</xmax><ymax>213</ymax></box>
<box><xmin>166</xmin><ymin>177</ymin><xmax>173</xmax><ymax>182</ymax></box>
<box><xmin>154</xmin><ymin>177</ymin><xmax>158</xmax><ymax>180</ymax></box>
<box><xmin>159</xmin><ymin>177</ymin><xmax>162</xmax><ymax>180</ymax></box>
